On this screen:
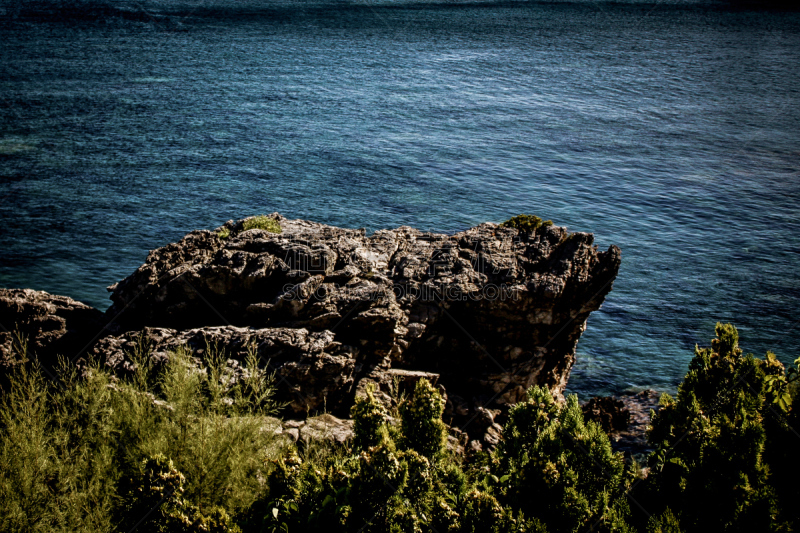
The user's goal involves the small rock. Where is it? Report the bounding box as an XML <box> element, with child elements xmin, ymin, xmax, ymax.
<box><xmin>299</xmin><ymin>414</ymin><xmax>354</xmax><ymax>445</ymax></box>
<box><xmin>582</xmin><ymin>396</ymin><xmax>630</xmax><ymax>433</ymax></box>
<box><xmin>284</xmin><ymin>428</ymin><xmax>300</xmax><ymax>442</ymax></box>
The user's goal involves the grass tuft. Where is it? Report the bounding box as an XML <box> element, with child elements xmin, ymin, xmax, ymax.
<box><xmin>242</xmin><ymin>216</ymin><xmax>281</xmax><ymax>234</ymax></box>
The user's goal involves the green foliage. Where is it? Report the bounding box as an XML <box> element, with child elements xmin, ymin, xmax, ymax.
<box><xmin>192</xmin><ymin>506</ymin><xmax>244</xmax><ymax>533</ymax></box>
<box><xmin>253</xmin><ymin>379</ymin><xmax>486</xmax><ymax>533</ymax></box>
<box><xmin>640</xmin><ymin>323</ymin><xmax>792</xmax><ymax>532</ymax></box>
<box><xmin>399</xmin><ymin>379</ymin><xmax>448</xmax><ymax>460</ymax></box>
<box><xmin>115</xmin><ymin>342</ymin><xmax>282</xmax><ymax>516</ymax></box>
<box><xmin>765</xmin><ymin>374</ymin><xmax>800</xmax><ymax>530</ymax></box>
<box><xmin>495</xmin><ymin>386</ymin><xmax>635</xmax><ymax>533</ymax></box>
<box><xmin>3</xmin><ymin>321</ymin><xmax>799</xmax><ymax>533</ymax></box>
<box><xmin>351</xmin><ymin>384</ymin><xmax>389</xmax><ymax>452</ymax></box>
<box><xmin>217</xmin><ymin>228</ymin><xmax>231</xmax><ymax>239</ymax></box>
<box><xmin>0</xmin><ymin>360</ymin><xmax>118</xmax><ymax>532</ymax></box>
<box><xmin>500</xmin><ymin>214</ymin><xmax>554</xmax><ymax>232</ymax></box>
<box><xmin>119</xmin><ymin>453</ymin><xmax>188</xmax><ymax>532</ymax></box>
<box><xmin>0</xmin><ymin>339</ymin><xmax>281</xmax><ymax>532</ymax></box>
<box><xmin>764</xmin><ymin>353</ymin><xmax>800</xmax><ymax>411</ymax></box>
<box><xmin>459</xmin><ymin>490</ymin><xmax>506</xmax><ymax>533</ymax></box>
<box><xmin>119</xmin><ymin>453</ymin><xmax>244</xmax><ymax>532</ymax></box>
<box><xmin>242</xmin><ymin>215</ymin><xmax>282</xmax><ymax>234</ymax></box>
<box><xmin>646</xmin><ymin>509</ymin><xmax>683</xmax><ymax>533</ymax></box>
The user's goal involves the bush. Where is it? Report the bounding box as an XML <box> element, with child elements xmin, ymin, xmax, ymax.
<box><xmin>0</xmin><ymin>339</ymin><xmax>282</xmax><ymax>532</ymax></box>
<box><xmin>5</xmin><ymin>320</ymin><xmax>800</xmax><ymax>533</ymax></box>
<box><xmin>500</xmin><ymin>214</ymin><xmax>553</xmax><ymax>232</ymax></box>
<box><xmin>351</xmin><ymin>385</ymin><xmax>389</xmax><ymax>453</ymax></box>
<box><xmin>495</xmin><ymin>386</ymin><xmax>636</xmax><ymax>533</ymax></box>
<box><xmin>116</xmin><ymin>342</ymin><xmax>281</xmax><ymax>516</ymax></box>
<box><xmin>639</xmin><ymin>323</ymin><xmax>794</xmax><ymax>532</ymax></box>
<box><xmin>399</xmin><ymin>379</ymin><xmax>448</xmax><ymax>460</ymax></box>
<box><xmin>0</xmin><ymin>360</ymin><xmax>118</xmax><ymax>532</ymax></box>
<box><xmin>118</xmin><ymin>453</ymin><xmax>188</xmax><ymax>533</ymax></box>
<box><xmin>646</xmin><ymin>509</ymin><xmax>683</xmax><ymax>533</ymax></box>
<box><xmin>254</xmin><ymin>378</ymin><xmax>483</xmax><ymax>533</ymax></box>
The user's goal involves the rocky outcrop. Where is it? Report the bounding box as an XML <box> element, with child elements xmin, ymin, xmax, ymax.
<box><xmin>2</xmin><ymin>214</ymin><xmax>620</xmax><ymax>446</ymax></box>
<box><xmin>0</xmin><ymin>288</ymin><xmax>109</xmax><ymax>375</ymax></box>
<box><xmin>103</xmin><ymin>214</ymin><xmax>619</xmax><ymax>432</ymax></box>
<box><xmin>610</xmin><ymin>390</ymin><xmax>662</xmax><ymax>458</ymax></box>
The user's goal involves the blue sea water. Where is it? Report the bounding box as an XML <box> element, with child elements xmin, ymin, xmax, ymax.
<box><xmin>1</xmin><ymin>0</ymin><xmax>799</xmax><ymax>398</ymax></box>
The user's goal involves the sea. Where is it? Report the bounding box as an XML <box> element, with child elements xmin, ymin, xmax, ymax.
<box><xmin>1</xmin><ymin>0</ymin><xmax>799</xmax><ymax>399</ymax></box>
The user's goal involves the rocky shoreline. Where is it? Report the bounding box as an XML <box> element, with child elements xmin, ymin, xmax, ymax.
<box><xmin>0</xmin><ymin>213</ymin><xmax>626</xmax><ymax>450</ymax></box>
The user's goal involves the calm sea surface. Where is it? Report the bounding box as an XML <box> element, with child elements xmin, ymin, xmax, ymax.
<box><xmin>1</xmin><ymin>0</ymin><xmax>799</xmax><ymax>398</ymax></box>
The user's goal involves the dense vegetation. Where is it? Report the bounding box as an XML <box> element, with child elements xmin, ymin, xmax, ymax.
<box><xmin>1</xmin><ymin>323</ymin><xmax>798</xmax><ymax>532</ymax></box>
<box><xmin>500</xmin><ymin>214</ymin><xmax>553</xmax><ymax>232</ymax></box>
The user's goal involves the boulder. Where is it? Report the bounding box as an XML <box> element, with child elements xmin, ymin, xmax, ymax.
<box><xmin>583</xmin><ymin>390</ymin><xmax>662</xmax><ymax>459</ymax></box>
<box><xmin>298</xmin><ymin>414</ymin><xmax>354</xmax><ymax>445</ymax></box>
<box><xmin>611</xmin><ymin>390</ymin><xmax>662</xmax><ymax>458</ymax></box>
<box><xmin>272</xmin><ymin>414</ymin><xmax>355</xmax><ymax>446</ymax></box>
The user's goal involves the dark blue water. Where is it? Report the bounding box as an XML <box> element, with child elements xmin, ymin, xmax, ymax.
<box><xmin>1</xmin><ymin>0</ymin><xmax>799</xmax><ymax>398</ymax></box>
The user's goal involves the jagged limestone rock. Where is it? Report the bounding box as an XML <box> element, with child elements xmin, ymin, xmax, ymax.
<box><xmin>104</xmin><ymin>214</ymin><xmax>620</xmax><ymax>434</ymax></box>
<box><xmin>0</xmin><ymin>288</ymin><xmax>109</xmax><ymax>374</ymax></box>
<box><xmin>2</xmin><ymin>215</ymin><xmax>620</xmax><ymax>446</ymax></box>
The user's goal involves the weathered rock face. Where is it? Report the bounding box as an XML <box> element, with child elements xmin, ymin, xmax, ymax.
<box><xmin>88</xmin><ymin>325</ymin><xmax>359</xmax><ymax>417</ymax></box>
<box><xmin>0</xmin><ymin>215</ymin><xmax>619</xmax><ymax>446</ymax></box>
<box><xmin>0</xmin><ymin>288</ymin><xmax>108</xmax><ymax>374</ymax></box>
<box><xmin>101</xmin><ymin>214</ymin><xmax>620</xmax><ymax>434</ymax></box>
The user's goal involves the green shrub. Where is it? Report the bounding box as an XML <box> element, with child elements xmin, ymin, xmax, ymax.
<box><xmin>7</xmin><ymin>318</ymin><xmax>800</xmax><ymax>533</ymax></box>
<box><xmin>460</xmin><ymin>490</ymin><xmax>505</xmax><ymax>533</ymax></box>
<box><xmin>119</xmin><ymin>343</ymin><xmax>281</xmax><ymax>515</ymax></box>
<box><xmin>118</xmin><ymin>453</ymin><xmax>188</xmax><ymax>532</ymax></box>
<box><xmin>0</xmin><ymin>361</ymin><xmax>62</xmax><ymax>533</ymax></box>
<box><xmin>255</xmin><ymin>433</ymin><xmax>414</xmax><ymax>532</ymax></box>
<box><xmin>187</xmin><ymin>506</ymin><xmax>243</xmax><ymax>533</ymax></box>
<box><xmin>640</xmin><ymin>323</ymin><xmax>792</xmax><ymax>532</ymax></box>
<box><xmin>765</xmin><ymin>355</ymin><xmax>800</xmax><ymax>530</ymax></box>
<box><xmin>646</xmin><ymin>509</ymin><xmax>683</xmax><ymax>533</ymax></box>
<box><xmin>0</xmin><ymin>359</ymin><xmax>118</xmax><ymax>533</ymax></box>
<box><xmin>0</xmin><ymin>337</ymin><xmax>282</xmax><ymax>532</ymax></box>
<box><xmin>495</xmin><ymin>386</ymin><xmax>636</xmax><ymax>533</ymax></box>
<box><xmin>119</xmin><ymin>454</ymin><xmax>244</xmax><ymax>533</ymax></box>
<box><xmin>254</xmin><ymin>378</ymin><xmax>479</xmax><ymax>533</ymax></box>
<box><xmin>399</xmin><ymin>379</ymin><xmax>448</xmax><ymax>460</ymax></box>
<box><xmin>351</xmin><ymin>384</ymin><xmax>389</xmax><ymax>452</ymax></box>
<box><xmin>500</xmin><ymin>214</ymin><xmax>553</xmax><ymax>232</ymax></box>
<box><xmin>242</xmin><ymin>215</ymin><xmax>282</xmax><ymax>234</ymax></box>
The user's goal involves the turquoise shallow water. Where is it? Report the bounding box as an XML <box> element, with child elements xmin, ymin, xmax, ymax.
<box><xmin>1</xmin><ymin>0</ymin><xmax>799</xmax><ymax>398</ymax></box>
